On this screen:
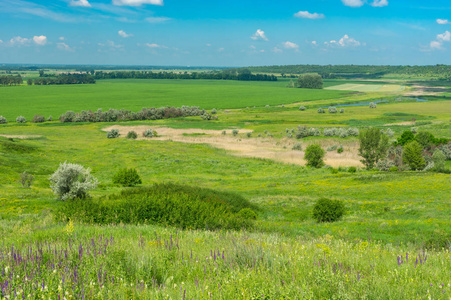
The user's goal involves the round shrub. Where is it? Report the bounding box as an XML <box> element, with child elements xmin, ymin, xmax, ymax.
<box><xmin>222</xmin><ymin>130</ymin><xmax>226</xmax><ymax>135</ymax></box>
<box><xmin>237</xmin><ymin>208</ymin><xmax>257</xmax><ymax>220</ymax></box>
<box><xmin>0</xmin><ymin>116</ymin><xmax>7</xmax><ymax>124</ymax></box>
<box><xmin>47</xmin><ymin>115</ymin><xmax>53</xmax><ymax>122</ymax></box>
<box><xmin>403</xmin><ymin>140</ymin><xmax>425</xmax><ymax>170</ymax></box>
<box><xmin>107</xmin><ymin>129</ymin><xmax>120</xmax><ymax>139</ymax></box>
<box><xmin>292</xmin><ymin>143</ymin><xmax>302</xmax><ymax>151</ymax></box>
<box><xmin>337</xmin><ymin>145</ymin><xmax>344</xmax><ymax>153</ymax></box>
<box><xmin>16</xmin><ymin>116</ymin><xmax>27</xmax><ymax>123</ymax></box>
<box><xmin>396</xmin><ymin>130</ymin><xmax>415</xmax><ymax>146</ymax></box>
<box><xmin>112</xmin><ymin>168</ymin><xmax>142</xmax><ymax>187</ymax></box>
<box><xmin>246</xmin><ymin>132</ymin><xmax>252</xmax><ymax>138</ymax></box>
<box><xmin>304</xmin><ymin>144</ymin><xmax>326</xmax><ymax>168</ymax></box>
<box><xmin>328</xmin><ymin>107</ymin><xmax>338</xmax><ymax>114</ymax></box>
<box><xmin>347</xmin><ymin>167</ymin><xmax>357</xmax><ymax>173</ymax></box>
<box><xmin>232</xmin><ymin>129</ymin><xmax>239</xmax><ymax>136</ymax></box>
<box><xmin>317</xmin><ymin>108</ymin><xmax>325</xmax><ymax>114</ymax></box>
<box><xmin>432</xmin><ymin>149</ymin><xmax>446</xmax><ymax>171</ymax></box>
<box><xmin>32</xmin><ymin>115</ymin><xmax>45</xmax><ymax>123</ymax></box>
<box><xmin>143</xmin><ymin>129</ymin><xmax>157</xmax><ymax>138</ymax></box>
<box><xmin>126</xmin><ymin>131</ymin><xmax>138</xmax><ymax>139</ymax></box>
<box><xmin>369</xmin><ymin>102</ymin><xmax>377</xmax><ymax>108</ymax></box>
<box><xmin>49</xmin><ymin>162</ymin><xmax>98</xmax><ymax>201</ymax></box>
<box><xmin>312</xmin><ymin>198</ymin><xmax>345</xmax><ymax>223</ymax></box>
<box><xmin>299</xmin><ymin>106</ymin><xmax>306</xmax><ymax>111</ymax></box>
<box><xmin>339</xmin><ymin>108</ymin><xmax>344</xmax><ymax>113</ymax></box>
<box><xmin>211</xmin><ymin>108</ymin><xmax>217</xmax><ymax>114</ymax></box>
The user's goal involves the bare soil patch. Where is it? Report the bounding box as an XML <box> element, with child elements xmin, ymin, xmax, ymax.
<box><xmin>0</xmin><ymin>134</ymin><xmax>42</xmax><ymax>139</ymax></box>
<box><xmin>403</xmin><ymin>85</ymin><xmax>449</xmax><ymax>96</ymax></box>
<box><xmin>102</xmin><ymin>125</ymin><xmax>363</xmax><ymax>167</ymax></box>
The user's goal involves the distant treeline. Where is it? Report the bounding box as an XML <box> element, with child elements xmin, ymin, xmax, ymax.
<box><xmin>0</xmin><ymin>64</ymin><xmax>227</xmax><ymax>72</ymax></box>
<box><xmin>0</xmin><ymin>75</ymin><xmax>23</xmax><ymax>86</ymax></box>
<box><xmin>241</xmin><ymin>65</ymin><xmax>451</xmax><ymax>80</ymax></box>
<box><xmin>93</xmin><ymin>69</ymin><xmax>277</xmax><ymax>81</ymax></box>
<box><xmin>32</xmin><ymin>74</ymin><xmax>96</xmax><ymax>85</ymax></box>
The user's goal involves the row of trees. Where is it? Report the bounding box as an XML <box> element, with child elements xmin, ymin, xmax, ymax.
<box><xmin>93</xmin><ymin>70</ymin><xmax>277</xmax><ymax>82</ymax></box>
<box><xmin>0</xmin><ymin>75</ymin><xmax>23</xmax><ymax>86</ymax></box>
<box><xmin>32</xmin><ymin>74</ymin><xmax>96</xmax><ymax>85</ymax></box>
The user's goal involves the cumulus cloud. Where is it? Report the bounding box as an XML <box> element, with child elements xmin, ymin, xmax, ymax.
<box><xmin>145</xmin><ymin>17</ymin><xmax>171</xmax><ymax>23</ymax></box>
<box><xmin>145</xmin><ymin>43</ymin><xmax>167</xmax><ymax>48</ymax></box>
<box><xmin>250</xmin><ymin>29</ymin><xmax>269</xmax><ymax>41</ymax></box>
<box><xmin>113</xmin><ymin>0</ymin><xmax>163</xmax><ymax>6</ymax></box>
<box><xmin>326</xmin><ymin>34</ymin><xmax>362</xmax><ymax>47</ymax></box>
<box><xmin>430</xmin><ymin>30</ymin><xmax>450</xmax><ymax>50</ymax></box>
<box><xmin>57</xmin><ymin>42</ymin><xmax>74</xmax><ymax>51</ymax></box>
<box><xmin>283</xmin><ymin>41</ymin><xmax>299</xmax><ymax>51</ymax></box>
<box><xmin>341</xmin><ymin>0</ymin><xmax>364</xmax><ymax>7</ymax></box>
<box><xmin>70</xmin><ymin>0</ymin><xmax>91</xmax><ymax>7</ymax></box>
<box><xmin>272</xmin><ymin>47</ymin><xmax>282</xmax><ymax>53</ymax></box>
<box><xmin>371</xmin><ymin>0</ymin><xmax>388</xmax><ymax>7</ymax></box>
<box><xmin>118</xmin><ymin>30</ymin><xmax>133</xmax><ymax>38</ymax></box>
<box><xmin>294</xmin><ymin>11</ymin><xmax>325</xmax><ymax>19</ymax></box>
<box><xmin>59</xmin><ymin>37</ymin><xmax>65</xmax><ymax>41</ymax></box>
<box><xmin>33</xmin><ymin>35</ymin><xmax>47</xmax><ymax>45</ymax></box>
<box><xmin>9</xmin><ymin>36</ymin><xmax>30</xmax><ymax>46</ymax></box>
<box><xmin>311</xmin><ymin>41</ymin><xmax>318</xmax><ymax>45</ymax></box>
<box><xmin>437</xmin><ymin>19</ymin><xmax>450</xmax><ymax>25</ymax></box>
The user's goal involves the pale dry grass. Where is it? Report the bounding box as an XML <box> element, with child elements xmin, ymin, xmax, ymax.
<box><xmin>102</xmin><ymin>125</ymin><xmax>363</xmax><ymax>167</ymax></box>
<box><xmin>0</xmin><ymin>134</ymin><xmax>42</xmax><ymax>139</ymax></box>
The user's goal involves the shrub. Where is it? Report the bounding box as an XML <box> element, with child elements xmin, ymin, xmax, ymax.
<box><xmin>0</xmin><ymin>116</ymin><xmax>7</xmax><ymax>124</ymax></box>
<box><xmin>415</xmin><ymin>131</ymin><xmax>434</xmax><ymax>148</ymax></box>
<box><xmin>369</xmin><ymin>102</ymin><xmax>377</xmax><ymax>108</ymax></box>
<box><xmin>112</xmin><ymin>168</ymin><xmax>142</xmax><ymax>187</ymax></box>
<box><xmin>47</xmin><ymin>115</ymin><xmax>53</xmax><ymax>122</ymax></box>
<box><xmin>126</xmin><ymin>131</ymin><xmax>138</xmax><ymax>139</ymax></box>
<box><xmin>20</xmin><ymin>171</ymin><xmax>34</xmax><ymax>188</ymax></box>
<box><xmin>337</xmin><ymin>145</ymin><xmax>344</xmax><ymax>153</ymax></box>
<box><xmin>327</xmin><ymin>145</ymin><xmax>337</xmax><ymax>151</ymax></box>
<box><xmin>317</xmin><ymin>108</ymin><xmax>325</xmax><ymax>114</ymax></box>
<box><xmin>211</xmin><ymin>108</ymin><xmax>217</xmax><ymax>114</ymax></box>
<box><xmin>389</xmin><ymin>166</ymin><xmax>399</xmax><ymax>172</ymax></box>
<box><xmin>143</xmin><ymin>129</ymin><xmax>157</xmax><ymax>138</ymax></box>
<box><xmin>232</xmin><ymin>129</ymin><xmax>239</xmax><ymax>136</ymax></box>
<box><xmin>295</xmin><ymin>126</ymin><xmax>309</xmax><ymax>139</ymax></box>
<box><xmin>16</xmin><ymin>116</ymin><xmax>27</xmax><ymax>123</ymax></box>
<box><xmin>403</xmin><ymin>141</ymin><xmax>426</xmax><ymax>170</ymax></box>
<box><xmin>57</xmin><ymin>183</ymin><xmax>258</xmax><ymax>230</ymax></box>
<box><xmin>384</xmin><ymin>128</ymin><xmax>394</xmax><ymax>137</ymax></box>
<box><xmin>438</xmin><ymin>143</ymin><xmax>451</xmax><ymax>160</ymax></box>
<box><xmin>312</xmin><ymin>198</ymin><xmax>345</xmax><ymax>223</ymax></box>
<box><xmin>32</xmin><ymin>115</ymin><xmax>45</xmax><ymax>123</ymax></box>
<box><xmin>246</xmin><ymin>132</ymin><xmax>252</xmax><ymax>138</ymax></box>
<box><xmin>107</xmin><ymin>129</ymin><xmax>120</xmax><ymax>139</ymax></box>
<box><xmin>299</xmin><ymin>106</ymin><xmax>306</xmax><ymax>111</ymax></box>
<box><xmin>432</xmin><ymin>149</ymin><xmax>446</xmax><ymax>172</ymax></box>
<box><xmin>376</xmin><ymin>159</ymin><xmax>395</xmax><ymax>171</ymax></box>
<box><xmin>347</xmin><ymin>127</ymin><xmax>359</xmax><ymax>137</ymax></box>
<box><xmin>304</xmin><ymin>144</ymin><xmax>325</xmax><ymax>168</ymax></box>
<box><xmin>338</xmin><ymin>128</ymin><xmax>348</xmax><ymax>138</ymax></box>
<box><xmin>410</xmin><ymin>127</ymin><xmax>418</xmax><ymax>134</ymax></box>
<box><xmin>59</xmin><ymin>111</ymin><xmax>76</xmax><ymax>122</ymax></box>
<box><xmin>222</xmin><ymin>130</ymin><xmax>226</xmax><ymax>135</ymax></box>
<box><xmin>348</xmin><ymin>167</ymin><xmax>357</xmax><ymax>173</ymax></box>
<box><xmin>339</xmin><ymin>108</ymin><xmax>344</xmax><ymax>113</ymax></box>
<box><xmin>292</xmin><ymin>143</ymin><xmax>302</xmax><ymax>151</ymax></box>
<box><xmin>328</xmin><ymin>107</ymin><xmax>338</xmax><ymax>114</ymax></box>
<box><xmin>323</xmin><ymin>128</ymin><xmax>337</xmax><ymax>137</ymax></box>
<box><xmin>358</xmin><ymin>128</ymin><xmax>389</xmax><ymax>169</ymax></box>
<box><xmin>309</xmin><ymin>128</ymin><xmax>321</xmax><ymax>136</ymax></box>
<box><xmin>201</xmin><ymin>113</ymin><xmax>212</xmax><ymax>120</ymax></box>
<box><xmin>396</xmin><ymin>130</ymin><xmax>415</xmax><ymax>146</ymax></box>
<box><xmin>49</xmin><ymin>162</ymin><xmax>98</xmax><ymax>201</ymax></box>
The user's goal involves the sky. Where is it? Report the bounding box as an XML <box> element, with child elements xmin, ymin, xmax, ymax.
<box><xmin>0</xmin><ymin>0</ymin><xmax>450</xmax><ymax>66</ymax></box>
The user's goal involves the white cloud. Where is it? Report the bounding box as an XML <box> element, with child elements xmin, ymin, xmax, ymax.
<box><xmin>33</xmin><ymin>35</ymin><xmax>47</xmax><ymax>45</ymax></box>
<box><xmin>437</xmin><ymin>19</ymin><xmax>450</xmax><ymax>25</ymax></box>
<box><xmin>430</xmin><ymin>30</ymin><xmax>450</xmax><ymax>50</ymax></box>
<box><xmin>283</xmin><ymin>41</ymin><xmax>299</xmax><ymax>51</ymax></box>
<box><xmin>145</xmin><ymin>17</ymin><xmax>171</xmax><ymax>23</ymax></box>
<box><xmin>70</xmin><ymin>0</ymin><xmax>91</xmax><ymax>7</ymax></box>
<box><xmin>437</xmin><ymin>31</ymin><xmax>451</xmax><ymax>42</ymax></box>
<box><xmin>9</xmin><ymin>36</ymin><xmax>30</xmax><ymax>46</ymax></box>
<box><xmin>341</xmin><ymin>0</ymin><xmax>364</xmax><ymax>7</ymax></box>
<box><xmin>57</xmin><ymin>42</ymin><xmax>74</xmax><ymax>51</ymax></box>
<box><xmin>371</xmin><ymin>0</ymin><xmax>388</xmax><ymax>7</ymax></box>
<box><xmin>272</xmin><ymin>47</ymin><xmax>283</xmax><ymax>53</ymax></box>
<box><xmin>249</xmin><ymin>45</ymin><xmax>256</xmax><ymax>49</ymax></box>
<box><xmin>250</xmin><ymin>29</ymin><xmax>269</xmax><ymax>41</ymax></box>
<box><xmin>218</xmin><ymin>47</ymin><xmax>224</xmax><ymax>52</ymax></box>
<box><xmin>294</xmin><ymin>11</ymin><xmax>325</xmax><ymax>19</ymax></box>
<box><xmin>113</xmin><ymin>0</ymin><xmax>163</xmax><ymax>6</ymax></box>
<box><xmin>206</xmin><ymin>43</ymin><xmax>211</xmax><ymax>47</ymax></box>
<box><xmin>59</xmin><ymin>37</ymin><xmax>65</xmax><ymax>41</ymax></box>
<box><xmin>145</xmin><ymin>43</ymin><xmax>167</xmax><ymax>48</ymax></box>
<box><xmin>118</xmin><ymin>30</ymin><xmax>133</xmax><ymax>38</ymax></box>
<box><xmin>107</xmin><ymin>40</ymin><xmax>123</xmax><ymax>48</ymax></box>
<box><xmin>312</xmin><ymin>41</ymin><xmax>318</xmax><ymax>45</ymax></box>
<box><xmin>326</xmin><ymin>34</ymin><xmax>362</xmax><ymax>47</ymax></box>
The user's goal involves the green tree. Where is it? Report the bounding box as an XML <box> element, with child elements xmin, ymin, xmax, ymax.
<box><xmin>297</xmin><ymin>73</ymin><xmax>323</xmax><ymax>89</ymax></box>
<box><xmin>27</xmin><ymin>78</ymin><xmax>33</xmax><ymax>85</ymax></box>
<box><xmin>432</xmin><ymin>149</ymin><xmax>446</xmax><ymax>172</ymax></box>
<box><xmin>403</xmin><ymin>141</ymin><xmax>425</xmax><ymax>170</ymax></box>
<box><xmin>304</xmin><ymin>144</ymin><xmax>326</xmax><ymax>168</ymax></box>
<box><xmin>396</xmin><ymin>130</ymin><xmax>415</xmax><ymax>146</ymax></box>
<box><xmin>415</xmin><ymin>131</ymin><xmax>433</xmax><ymax>148</ymax></box>
<box><xmin>358</xmin><ymin>128</ymin><xmax>389</xmax><ymax>169</ymax></box>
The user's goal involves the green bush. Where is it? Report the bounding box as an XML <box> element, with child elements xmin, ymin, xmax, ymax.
<box><xmin>16</xmin><ymin>116</ymin><xmax>27</xmax><ymax>123</ymax></box>
<box><xmin>396</xmin><ymin>131</ymin><xmax>415</xmax><ymax>146</ymax></box>
<box><xmin>339</xmin><ymin>108</ymin><xmax>344</xmax><ymax>113</ymax></box>
<box><xmin>112</xmin><ymin>168</ymin><xmax>142</xmax><ymax>187</ymax></box>
<box><xmin>126</xmin><ymin>131</ymin><xmax>138</xmax><ymax>139</ymax></box>
<box><xmin>57</xmin><ymin>183</ymin><xmax>258</xmax><ymax>230</ymax></box>
<box><xmin>0</xmin><ymin>116</ymin><xmax>7</xmax><ymax>124</ymax></box>
<box><xmin>143</xmin><ymin>129</ymin><xmax>157</xmax><ymax>138</ymax></box>
<box><xmin>432</xmin><ymin>149</ymin><xmax>446</xmax><ymax>172</ymax></box>
<box><xmin>246</xmin><ymin>132</ymin><xmax>252</xmax><ymax>138</ymax></box>
<box><xmin>32</xmin><ymin>115</ymin><xmax>45</xmax><ymax>123</ymax></box>
<box><xmin>389</xmin><ymin>166</ymin><xmax>399</xmax><ymax>172</ymax></box>
<box><xmin>232</xmin><ymin>129</ymin><xmax>239</xmax><ymax>136</ymax></box>
<box><xmin>304</xmin><ymin>144</ymin><xmax>325</xmax><ymax>168</ymax></box>
<box><xmin>328</xmin><ymin>107</ymin><xmax>338</xmax><ymax>114</ymax></box>
<box><xmin>292</xmin><ymin>143</ymin><xmax>302</xmax><ymax>151</ymax></box>
<box><xmin>415</xmin><ymin>132</ymin><xmax>434</xmax><ymax>148</ymax></box>
<box><xmin>369</xmin><ymin>102</ymin><xmax>377</xmax><ymax>108</ymax></box>
<box><xmin>312</xmin><ymin>198</ymin><xmax>345</xmax><ymax>223</ymax></box>
<box><xmin>347</xmin><ymin>167</ymin><xmax>357</xmax><ymax>173</ymax></box>
<box><xmin>107</xmin><ymin>129</ymin><xmax>120</xmax><ymax>139</ymax></box>
<box><xmin>337</xmin><ymin>145</ymin><xmax>344</xmax><ymax>153</ymax></box>
<box><xmin>317</xmin><ymin>108</ymin><xmax>325</xmax><ymax>114</ymax></box>
<box><xmin>299</xmin><ymin>106</ymin><xmax>306</xmax><ymax>111</ymax></box>
<box><xmin>211</xmin><ymin>108</ymin><xmax>217</xmax><ymax>114</ymax></box>
<box><xmin>403</xmin><ymin>141</ymin><xmax>425</xmax><ymax>170</ymax></box>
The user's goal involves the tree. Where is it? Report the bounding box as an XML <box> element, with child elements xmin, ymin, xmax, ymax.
<box><xmin>415</xmin><ymin>131</ymin><xmax>433</xmax><ymax>148</ymax></box>
<box><xmin>403</xmin><ymin>141</ymin><xmax>425</xmax><ymax>170</ymax></box>
<box><xmin>304</xmin><ymin>144</ymin><xmax>326</xmax><ymax>168</ymax></box>
<box><xmin>49</xmin><ymin>162</ymin><xmax>98</xmax><ymax>200</ymax></box>
<box><xmin>27</xmin><ymin>79</ymin><xmax>33</xmax><ymax>85</ymax></box>
<box><xmin>358</xmin><ymin>128</ymin><xmax>389</xmax><ymax>169</ymax></box>
<box><xmin>396</xmin><ymin>130</ymin><xmax>415</xmax><ymax>146</ymax></box>
<box><xmin>432</xmin><ymin>149</ymin><xmax>446</xmax><ymax>172</ymax></box>
<box><xmin>297</xmin><ymin>73</ymin><xmax>323</xmax><ymax>89</ymax></box>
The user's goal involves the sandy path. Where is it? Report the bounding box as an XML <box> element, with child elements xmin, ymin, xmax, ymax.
<box><xmin>0</xmin><ymin>134</ymin><xmax>42</xmax><ymax>139</ymax></box>
<box><xmin>102</xmin><ymin>125</ymin><xmax>363</xmax><ymax>167</ymax></box>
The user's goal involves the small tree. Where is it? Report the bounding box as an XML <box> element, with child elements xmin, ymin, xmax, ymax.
<box><xmin>304</xmin><ymin>144</ymin><xmax>325</xmax><ymax>168</ymax></box>
<box><xmin>49</xmin><ymin>162</ymin><xmax>98</xmax><ymax>200</ymax></box>
<box><xmin>112</xmin><ymin>168</ymin><xmax>142</xmax><ymax>187</ymax></box>
<box><xmin>432</xmin><ymin>149</ymin><xmax>446</xmax><ymax>172</ymax></box>
<box><xmin>297</xmin><ymin>73</ymin><xmax>323</xmax><ymax>89</ymax></box>
<box><xmin>396</xmin><ymin>130</ymin><xmax>415</xmax><ymax>146</ymax></box>
<box><xmin>403</xmin><ymin>141</ymin><xmax>425</xmax><ymax>170</ymax></box>
<box><xmin>20</xmin><ymin>172</ymin><xmax>34</xmax><ymax>188</ymax></box>
<box><xmin>358</xmin><ymin>128</ymin><xmax>389</xmax><ymax>169</ymax></box>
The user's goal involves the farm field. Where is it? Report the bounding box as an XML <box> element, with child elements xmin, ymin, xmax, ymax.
<box><xmin>325</xmin><ymin>83</ymin><xmax>405</xmax><ymax>92</ymax></box>
<box><xmin>0</xmin><ymin>76</ymin><xmax>450</xmax><ymax>299</ymax></box>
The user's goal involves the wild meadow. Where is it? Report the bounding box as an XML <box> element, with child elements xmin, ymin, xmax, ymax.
<box><xmin>0</xmin><ymin>76</ymin><xmax>450</xmax><ymax>299</ymax></box>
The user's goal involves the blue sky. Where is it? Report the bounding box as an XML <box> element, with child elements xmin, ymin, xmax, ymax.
<box><xmin>0</xmin><ymin>0</ymin><xmax>450</xmax><ymax>66</ymax></box>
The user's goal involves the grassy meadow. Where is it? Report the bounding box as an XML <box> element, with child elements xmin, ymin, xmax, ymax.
<box><xmin>0</xmin><ymin>77</ymin><xmax>450</xmax><ymax>299</ymax></box>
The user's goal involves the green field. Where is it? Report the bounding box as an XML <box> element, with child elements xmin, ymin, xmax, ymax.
<box><xmin>0</xmin><ymin>79</ymin><xmax>347</xmax><ymax>120</ymax></box>
<box><xmin>0</xmin><ymin>76</ymin><xmax>450</xmax><ymax>299</ymax></box>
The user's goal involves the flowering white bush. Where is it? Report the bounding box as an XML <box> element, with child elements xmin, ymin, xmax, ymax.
<box><xmin>49</xmin><ymin>162</ymin><xmax>98</xmax><ymax>200</ymax></box>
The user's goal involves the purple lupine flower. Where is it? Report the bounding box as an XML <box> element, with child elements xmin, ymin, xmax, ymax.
<box><xmin>357</xmin><ymin>272</ymin><xmax>360</xmax><ymax>281</ymax></box>
<box><xmin>415</xmin><ymin>257</ymin><xmax>418</xmax><ymax>268</ymax></box>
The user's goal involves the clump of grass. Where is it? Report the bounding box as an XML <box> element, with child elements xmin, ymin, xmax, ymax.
<box><xmin>127</xmin><ymin>131</ymin><xmax>138</xmax><ymax>139</ymax></box>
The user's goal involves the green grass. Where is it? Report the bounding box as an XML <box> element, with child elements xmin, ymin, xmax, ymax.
<box><xmin>0</xmin><ymin>79</ymin><xmax>347</xmax><ymax>120</ymax></box>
